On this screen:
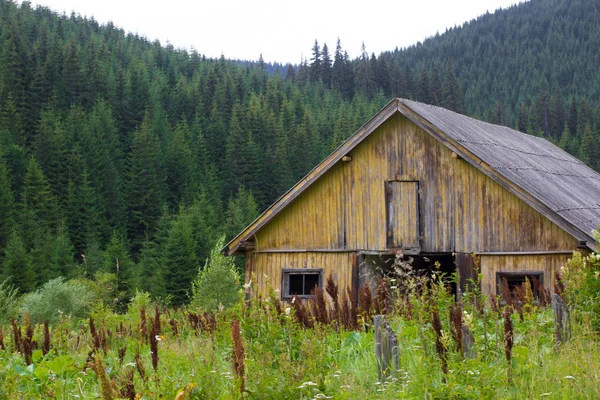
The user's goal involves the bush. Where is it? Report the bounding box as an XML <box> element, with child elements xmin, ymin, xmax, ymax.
<box><xmin>0</xmin><ymin>279</ymin><xmax>20</xmax><ymax>324</ymax></box>
<box><xmin>20</xmin><ymin>277</ymin><xmax>94</xmax><ymax>324</ymax></box>
<box><xmin>563</xmin><ymin>250</ymin><xmax>600</xmax><ymax>332</ymax></box>
<box><xmin>190</xmin><ymin>236</ymin><xmax>240</xmax><ymax>310</ymax></box>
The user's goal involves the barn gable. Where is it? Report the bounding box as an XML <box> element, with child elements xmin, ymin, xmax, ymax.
<box><xmin>225</xmin><ymin>98</ymin><xmax>600</xmax><ymax>256</ymax></box>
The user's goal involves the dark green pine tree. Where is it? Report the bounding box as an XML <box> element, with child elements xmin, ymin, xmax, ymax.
<box><xmin>224</xmin><ymin>187</ymin><xmax>259</xmax><ymax>241</ymax></box>
<box><xmin>567</xmin><ymin>96</ymin><xmax>578</xmax><ymax>135</ymax></box>
<box><xmin>162</xmin><ymin>206</ymin><xmax>200</xmax><ymax>306</ymax></box>
<box><xmin>559</xmin><ymin>126</ymin><xmax>576</xmax><ymax>156</ymax></box>
<box><xmin>103</xmin><ymin>230</ymin><xmax>135</xmax><ymax>309</ymax></box>
<box><xmin>2</xmin><ymin>230</ymin><xmax>35</xmax><ymax>293</ymax></box>
<box><xmin>0</xmin><ymin>20</ymin><xmax>30</xmax><ymax>143</ymax></box>
<box><xmin>134</xmin><ymin>206</ymin><xmax>172</xmax><ymax>297</ymax></box>
<box><xmin>580</xmin><ymin>124</ymin><xmax>600</xmax><ymax>170</ymax></box>
<box><xmin>578</xmin><ymin>97</ymin><xmax>594</xmax><ymax>135</ymax></box>
<box><xmin>21</xmin><ymin>155</ymin><xmax>59</xmax><ymax>233</ymax></box>
<box><xmin>284</xmin><ymin>63</ymin><xmax>296</xmax><ymax>82</ymax></box>
<box><xmin>45</xmin><ymin>221</ymin><xmax>76</xmax><ymax>280</ymax></box>
<box><xmin>0</xmin><ymin>156</ymin><xmax>16</xmax><ymax>249</ymax></box>
<box><xmin>332</xmin><ymin>39</ymin><xmax>354</xmax><ymax>98</ymax></box>
<box><xmin>290</xmin><ymin>111</ymin><xmax>316</xmax><ymax>179</ymax></box>
<box><xmin>165</xmin><ymin>119</ymin><xmax>195</xmax><ymax>207</ymax></box>
<box><xmin>354</xmin><ymin>43</ymin><xmax>375</xmax><ymax>98</ymax></box>
<box><xmin>417</xmin><ymin>66</ymin><xmax>431</xmax><ymax>104</ymax></box>
<box><xmin>441</xmin><ymin>60</ymin><xmax>465</xmax><ymax>113</ymax></box>
<box><xmin>126</xmin><ymin>114</ymin><xmax>166</xmax><ymax>254</ymax></box>
<box><xmin>0</xmin><ymin>95</ymin><xmax>24</xmax><ymax>147</ymax></box>
<box><xmin>517</xmin><ymin>102</ymin><xmax>529</xmax><ymax>132</ymax></box>
<box><xmin>65</xmin><ymin>163</ymin><xmax>101</xmax><ymax>256</ymax></box>
<box><xmin>81</xmin><ymin>101</ymin><xmax>126</xmax><ymax>238</ymax></box>
<box><xmin>60</xmin><ymin>38</ymin><xmax>83</xmax><ymax>107</ymax></box>
<box><xmin>321</xmin><ymin>43</ymin><xmax>332</xmax><ymax>88</ymax></box>
<box><xmin>309</xmin><ymin>40</ymin><xmax>322</xmax><ymax>83</ymax></box>
<box><xmin>429</xmin><ymin>65</ymin><xmax>442</xmax><ymax>106</ymax></box>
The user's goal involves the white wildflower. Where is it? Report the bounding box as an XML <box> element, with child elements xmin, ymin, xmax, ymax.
<box><xmin>298</xmin><ymin>381</ymin><xmax>318</xmax><ymax>389</ymax></box>
<box><xmin>243</xmin><ymin>280</ymin><xmax>252</xmax><ymax>289</ymax></box>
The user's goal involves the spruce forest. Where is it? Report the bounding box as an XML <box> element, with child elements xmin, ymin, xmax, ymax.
<box><xmin>1</xmin><ymin>0</ymin><xmax>600</xmax><ymax>304</ymax></box>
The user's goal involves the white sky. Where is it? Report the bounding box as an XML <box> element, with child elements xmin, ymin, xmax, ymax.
<box><xmin>23</xmin><ymin>0</ymin><xmax>525</xmax><ymax>64</ymax></box>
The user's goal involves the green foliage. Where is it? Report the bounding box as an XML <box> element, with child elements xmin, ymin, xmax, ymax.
<box><xmin>0</xmin><ymin>279</ymin><xmax>19</xmax><ymax>324</ymax></box>
<box><xmin>2</xmin><ymin>230</ymin><xmax>34</xmax><ymax>292</ymax></box>
<box><xmin>2</xmin><ymin>272</ymin><xmax>600</xmax><ymax>398</ymax></box>
<box><xmin>562</xmin><ymin>250</ymin><xmax>600</xmax><ymax>332</ymax></box>
<box><xmin>191</xmin><ymin>237</ymin><xmax>240</xmax><ymax>310</ymax></box>
<box><xmin>0</xmin><ymin>0</ymin><xmax>600</xmax><ymax>305</ymax></box>
<box><xmin>20</xmin><ymin>277</ymin><xmax>93</xmax><ymax>324</ymax></box>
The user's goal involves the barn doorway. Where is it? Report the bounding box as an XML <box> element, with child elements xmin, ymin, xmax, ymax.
<box><xmin>358</xmin><ymin>252</ymin><xmax>457</xmax><ymax>295</ymax></box>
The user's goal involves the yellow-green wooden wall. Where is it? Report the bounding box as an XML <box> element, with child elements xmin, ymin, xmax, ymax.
<box><xmin>253</xmin><ymin>114</ymin><xmax>577</xmax><ymax>253</ymax></box>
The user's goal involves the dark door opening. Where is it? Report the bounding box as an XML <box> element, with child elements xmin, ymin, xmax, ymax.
<box><xmin>359</xmin><ymin>252</ymin><xmax>457</xmax><ymax>296</ymax></box>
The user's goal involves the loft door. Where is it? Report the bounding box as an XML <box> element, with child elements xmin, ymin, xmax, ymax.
<box><xmin>386</xmin><ymin>181</ymin><xmax>420</xmax><ymax>251</ymax></box>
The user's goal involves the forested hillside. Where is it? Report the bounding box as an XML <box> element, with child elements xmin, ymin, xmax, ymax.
<box><xmin>1</xmin><ymin>0</ymin><xmax>599</xmax><ymax>305</ymax></box>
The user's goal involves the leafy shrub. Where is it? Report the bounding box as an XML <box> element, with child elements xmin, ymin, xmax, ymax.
<box><xmin>0</xmin><ymin>279</ymin><xmax>20</xmax><ymax>324</ymax></box>
<box><xmin>563</xmin><ymin>250</ymin><xmax>600</xmax><ymax>331</ymax></box>
<box><xmin>190</xmin><ymin>236</ymin><xmax>240</xmax><ymax>310</ymax></box>
<box><xmin>20</xmin><ymin>277</ymin><xmax>94</xmax><ymax>324</ymax></box>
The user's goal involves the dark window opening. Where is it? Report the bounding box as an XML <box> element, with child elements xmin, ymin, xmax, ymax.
<box><xmin>282</xmin><ymin>268</ymin><xmax>323</xmax><ymax>299</ymax></box>
<box><xmin>496</xmin><ymin>271</ymin><xmax>544</xmax><ymax>304</ymax></box>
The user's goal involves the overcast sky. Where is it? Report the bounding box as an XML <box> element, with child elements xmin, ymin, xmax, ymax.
<box><xmin>23</xmin><ymin>0</ymin><xmax>525</xmax><ymax>64</ymax></box>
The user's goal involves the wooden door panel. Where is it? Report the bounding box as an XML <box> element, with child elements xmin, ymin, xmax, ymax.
<box><xmin>386</xmin><ymin>181</ymin><xmax>420</xmax><ymax>249</ymax></box>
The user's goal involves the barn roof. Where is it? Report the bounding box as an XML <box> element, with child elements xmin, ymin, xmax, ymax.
<box><xmin>225</xmin><ymin>98</ymin><xmax>600</xmax><ymax>255</ymax></box>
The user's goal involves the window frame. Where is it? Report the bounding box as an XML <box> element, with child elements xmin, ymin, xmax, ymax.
<box><xmin>496</xmin><ymin>270</ymin><xmax>544</xmax><ymax>301</ymax></box>
<box><xmin>281</xmin><ymin>268</ymin><xmax>323</xmax><ymax>300</ymax></box>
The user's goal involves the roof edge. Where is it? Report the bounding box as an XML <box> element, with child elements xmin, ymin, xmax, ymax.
<box><xmin>222</xmin><ymin>98</ymin><xmax>402</xmax><ymax>255</ymax></box>
<box><xmin>397</xmin><ymin>101</ymin><xmax>597</xmax><ymax>251</ymax></box>
<box><xmin>224</xmin><ymin>98</ymin><xmax>598</xmax><ymax>255</ymax></box>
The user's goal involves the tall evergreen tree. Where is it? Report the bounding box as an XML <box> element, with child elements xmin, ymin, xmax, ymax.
<box><xmin>1</xmin><ymin>230</ymin><xmax>34</xmax><ymax>293</ymax></box>
<box><xmin>309</xmin><ymin>40</ymin><xmax>322</xmax><ymax>83</ymax></box>
<box><xmin>441</xmin><ymin>60</ymin><xmax>465</xmax><ymax>113</ymax></box>
<box><xmin>126</xmin><ymin>114</ymin><xmax>166</xmax><ymax>253</ymax></box>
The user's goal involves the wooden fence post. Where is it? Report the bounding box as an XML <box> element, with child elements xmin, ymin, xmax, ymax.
<box><xmin>461</xmin><ymin>325</ymin><xmax>476</xmax><ymax>359</ymax></box>
<box><xmin>374</xmin><ymin>315</ymin><xmax>399</xmax><ymax>382</ymax></box>
<box><xmin>552</xmin><ymin>294</ymin><xmax>570</xmax><ymax>349</ymax></box>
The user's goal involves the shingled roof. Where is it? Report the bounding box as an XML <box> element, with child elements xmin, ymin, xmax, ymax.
<box><xmin>225</xmin><ymin>98</ymin><xmax>600</xmax><ymax>255</ymax></box>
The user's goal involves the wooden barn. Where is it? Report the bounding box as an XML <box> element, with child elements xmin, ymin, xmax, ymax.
<box><xmin>224</xmin><ymin>98</ymin><xmax>600</xmax><ymax>300</ymax></box>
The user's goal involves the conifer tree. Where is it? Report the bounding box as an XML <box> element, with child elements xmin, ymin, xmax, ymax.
<box><xmin>22</xmin><ymin>155</ymin><xmax>59</xmax><ymax>232</ymax></box>
<box><xmin>309</xmin><ymin>40</ymin><xmax>322</xmax><ymax>83</ymax></box>
<box><xmin>417</xmin><ymin>66</ymin><xmax>431</xmax><ymax>104</ymax></box>
<box><xmin>103</xmin><ymin>231</ymin><xmax>135</xmax><ymax>308</ymax></box>
<box><xmin>0</xmin><ymin>156</ymin><xmax>15</xmax><ymax>249</ymax></box>
<box><xmin>126</xmin><ymin>114</ymin><xmax>166</xmax><ymax>254</ymax></box>
<box><xmin>441</xmin><ymin>60</ymin><xmax>465</xmax><ymax>113</ymax></box>
<box><xmin>429</xmin><ymin>65</ymin><xmax>442</xmax><ymax>105</ymax></box>
<box><xmin>355</xmin><ymin>43</ymin><xmax>375</xmax><ymax>98</ymax></box>
<box><xmin>580</xmin><ymin>124</ymin><xmax>600</xmax><ymax>170</ymax></box>
<box><xmin>224</xmin><ymin>187</ymin><xmax>259</xmax><ymax>241</ymax></box>
<box><xmin>162</xmin><ymin>207</ymin><xmax>200</xmax><ymax>306</ymax></box>
<box><xmin>321</xmin><ymin>43</ymin><xmax>332</xmax><ymax>88</ymax></box>
<box><xmin>2</xmin><ymin>230</ymin><xmax>34</xmax><ymax>293</ymax></box>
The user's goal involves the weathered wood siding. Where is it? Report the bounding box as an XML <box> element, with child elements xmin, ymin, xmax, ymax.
<box><xmin>387</xmin><ymin>181</ymin><xmax>420</xmax><ymax>249</ymax></box>
<box><xmin>480</xmin><ymin>254</ymin><xmax>572</xmax><ymax>297</ymax></box>
<box><xmin>253</xmin><ymin>113</ymin><xmax>577</xmax><ymax>253</ymax></box>
<box><xmin>245</xmin><ymin>252</ymin><xmax>357</xmax><ymax>298</ymax></box>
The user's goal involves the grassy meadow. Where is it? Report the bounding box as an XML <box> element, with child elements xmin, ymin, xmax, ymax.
<box><xmin>1</xmin><ymin>254</ymin><xmax>600</xmax><ymax>399</ymax></box>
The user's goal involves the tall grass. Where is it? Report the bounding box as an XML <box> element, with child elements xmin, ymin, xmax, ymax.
<box><xmin>0</xmin><ymin>258</ymin><xmax>599</xmax><ymax>398</ymax></box>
